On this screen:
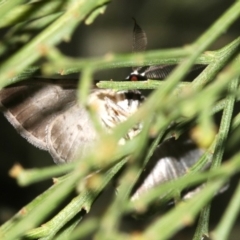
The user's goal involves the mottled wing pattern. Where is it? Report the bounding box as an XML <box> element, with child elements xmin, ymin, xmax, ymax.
<box><xmin>46</xmin><ymin>102</ymin><xmax>97</xmax><ymax>163</ymax></box>
<box><xmin>0</xmin><ymin>79</ymin><xmax>93</xmax><ymax>163</ymax></box>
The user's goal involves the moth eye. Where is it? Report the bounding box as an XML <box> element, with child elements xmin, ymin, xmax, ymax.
<box><xmin>130</xmin><ymin>75</ymin><xmax>139</xmax><ymax>81</ymax></box>
<box><xmin>128</xmin><ymin>73</ymin><xmax>147</xmax><ymax>81</ymax></box>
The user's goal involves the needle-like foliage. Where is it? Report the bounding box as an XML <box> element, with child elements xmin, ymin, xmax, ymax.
<box><xmin>0</xmin><ymin>1</ymin><xmax>240</xmax><ymax>240</ymax></box>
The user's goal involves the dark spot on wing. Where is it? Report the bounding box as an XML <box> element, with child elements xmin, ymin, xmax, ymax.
<box><xmin>77</xmin><ymin>125</ymin><xmax>82</xmax><ymax>130</ymax></box>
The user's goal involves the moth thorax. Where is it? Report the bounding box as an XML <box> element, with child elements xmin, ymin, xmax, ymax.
<box><xmin>88</xmin><ymin>89</ymin><xmax>145</xmax><ymax>139</ymax></box>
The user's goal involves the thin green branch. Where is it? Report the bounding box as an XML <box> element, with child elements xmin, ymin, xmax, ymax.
<box><xmin>0</xmin><ymin>1</ymin><xmax>67</xmax><ymax>28</ymax></box>
<box><xmin>56</xmin><ymin>218</ymin><xmax>98</xmax><ymax>240</ymax></box>
<box><xmin>97</xmin><ymin>79</ymin><xmax>190</xmax><ymax>90</ymax></box>
<box><xmin>11</xmin><ymin>134</ymin><xmax>141</xmax><ymax>186</ymax></box>
<box><xmin>14</xmin><ymin>163</ymin><xmax>76</xmax><ymax>186</ymax></box>
<box><xmin>126</xmin><ymin>152</ymin><xmax>240</xmax><ymax>215</ymax></box>
<box><xmin>192</xmin><ymin>37</ymin><xmax>240</xmax><ymax>89</ymax></box>
<box><xmin>193</xmin><ymin>77</ymin><xmax>239</xmax><ymax>239</ymax></box>
<box><xmin>3</xmin><ymin>35</ymin><xmax>239</xmax><ymax>85</ymax></box>
<box><xmin>0</xmin><ymin>0</ymin><xmax>109</xmax><ymax>88</ymax></box>
<box><xmin>143</xmin><ymin>179</ymin><xmax>226</xmax><ymax>240</ymax></box>
<box><xmin>24</xmin><ymin>159</ymin><xmax>126</xmax><ymax>239</ymax></box>
<box><xmin>42</xmin><ymin>48</ymin><xmax>213</xmax><ymax>76</ymax></box>
<box><xmin>0</xmin><ymin>182</ymin><xmax>66</xmax><ymax>234</ymax></box>
<box><xmin>41</xmin><ymin>0</ymin><xmax>240</xmax><ymax>88</ymax></box>
<box><xmin>2</xmin><ymin>169</ymin><xmax>84</xmax><ymax>239</ymax></box>
<box><xmin>0</xmin><ymin>0</ymin><xmax>25</xmax><ymax>21</ymax></box>
<box><xmin>140</xmin><ymin>152</ymin><xmax>240</xmax><ymax>240</ymax></box>
<box><xmin>1</xmin><ymin>1</ymin><xmax>240</xmax><ymax>239</ymax></box>
<box><xmin>212</xmin><ymin>181</ymin><xmax>240</xmax><ymax>240</ymax></box>
<box><xmin>212</xmin><ymin>77</ymin><xmax>239</xmax><ymax>168</ymax></box>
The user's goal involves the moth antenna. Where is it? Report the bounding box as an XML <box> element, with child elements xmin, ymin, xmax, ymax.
<box><xmin>132</xmin><ymin>18</ymin><xmax>147</xmax><ymax>72</ymax></box>
<box><xmin>132</xmin><ymin>18</ymin><xmax>147</xmax><ymax>53</ymax></box>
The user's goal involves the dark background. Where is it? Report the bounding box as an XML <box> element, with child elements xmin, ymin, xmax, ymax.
<box><xmin>0</xmin><ymin>0</ymin><xmax>240</xmax><ymax>239</ymax></box>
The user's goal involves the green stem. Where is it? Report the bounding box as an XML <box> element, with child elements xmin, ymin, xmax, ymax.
<box><xmin>24</xmin><ymin>159</ymin><xmax>126</xmax><ymax>239</ymax></box>
<box><xmin>0</xmin><ymin>0</ymin><xmax>109</xmax><ymax>88</ymax></box>
<box><xmin>212</xmin><ymin>181</ymin><xmax>240</xmax><ymax>240</ymax></box>
<box><xmin>0</xmin><ymin>0</ymin><xmax>24</xmax><ymax>20</ymax></box>
<box><xmin>193</xmin><ymin>77</ymin><xmax>239</xmax><ymax>239</ymax></box>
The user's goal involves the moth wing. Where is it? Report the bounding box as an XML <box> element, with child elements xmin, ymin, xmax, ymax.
<box><xmin>0</xmin><ymin>80</ymin><xmax>77</xmax><ymax>150</ymax></box>
<box><xmin>46</xmin><ymin>102</ymin><xmax>97</xmax><ymax>164</ymax></box>
<box><xmin>144</xmin><ymin>64</ymin><xmax>206</xmax><ymax>80</ymax></box>
<box><xmin>131</xmin><ymin>137</ymin><xmax>205</xmax><ymax>200</ymax></box>
<box><xmin>144</xmin><ymin>65</ymin><xmax>176</xmax><ymax>79</ymax></box>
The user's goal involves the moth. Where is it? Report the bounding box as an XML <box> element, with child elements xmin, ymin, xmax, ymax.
<box><xmin>0</xmin><ymin>80</ymin><xmax>144</xmax><ymax>164</ymax></box>
<box><xmin>0</xmin><ymin>20</ymin><xmax>205</xmax><ymax>199</ymax></box>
